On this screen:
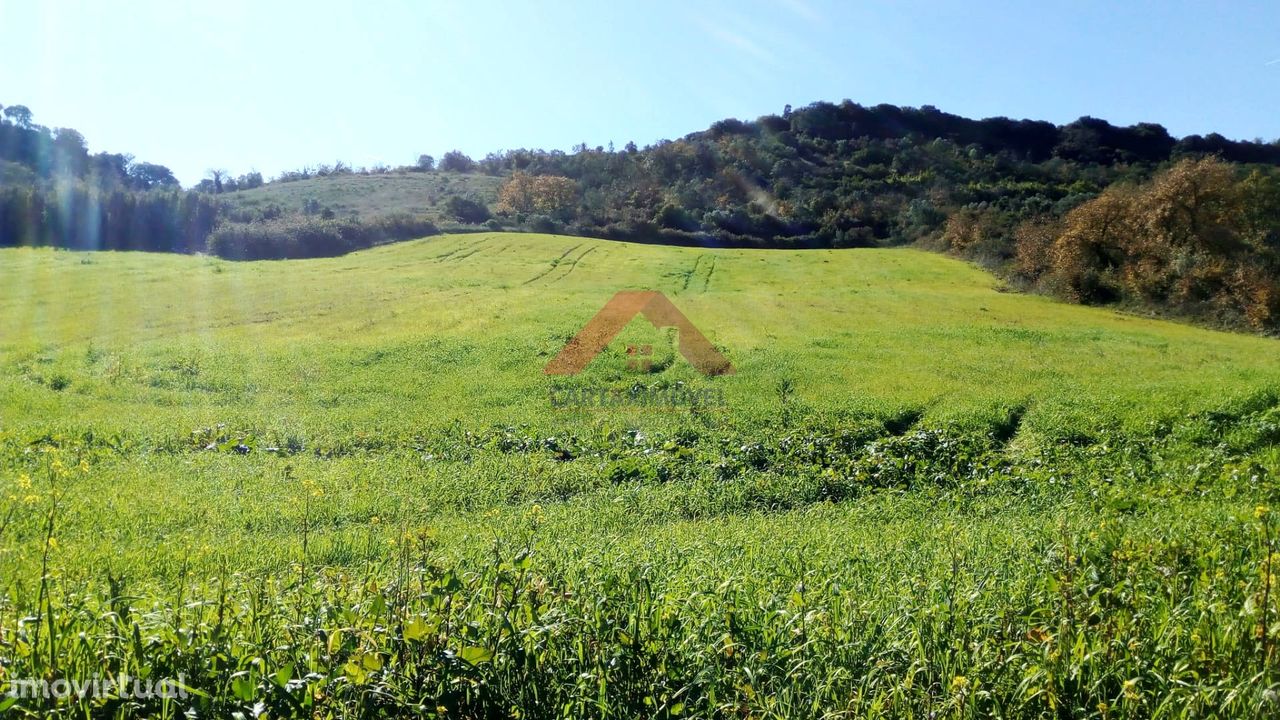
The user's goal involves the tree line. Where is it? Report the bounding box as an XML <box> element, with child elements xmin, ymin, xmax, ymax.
<box><xmin>0</xmin><ymin>103</ymin><xmax>215</xmax><ymax>253</ymax></box>
<box><xmin>438</xmin><ymin>101</ymin><xmax>1280</xmax><ymax>330</ymax></box>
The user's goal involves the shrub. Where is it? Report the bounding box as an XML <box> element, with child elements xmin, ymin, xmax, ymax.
<box><xmin>526</xmin><ymin>215</ymin><xmax>558</xmax><ymax>234</ymax></box>
<box><xmin>444</xmin><ymin>196</ymin><xmax>491</xmax><ymax>224</ymax></box>
<box><xmin>207</xmin><ymin>215</ymin><xmax>438</xmax><ymax>260</ymax></box>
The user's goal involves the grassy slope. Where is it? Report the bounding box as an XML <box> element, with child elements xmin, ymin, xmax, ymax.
<box><xmin>1</xmin><ymin>231</ymin><xmax>1276</xmax><ymax>563</ymax></box>
<box><xmin>2</xmin><ymin>233</ymin><xmax>1278</xmax><ymax>564</ymax></box>
<box><xmin>3</xmin><ymin>233</ymin><xmax>1275</xmax><ymax>434</ymax></box>
<box><xmin>216</xmin><ymin>171</ymin><xmax>502</xmax><ymax>220</ymax></box>
<box><xmin>2</xmin><ymin>235</ymin><xmax>1279</xmax><ymax>716</ymax></box>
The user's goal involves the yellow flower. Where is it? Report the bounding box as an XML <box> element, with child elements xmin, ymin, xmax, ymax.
<box><xmin>951</xmin><ymin>675</ymin><xmax>969</xmax><ymax>692</ymax></box>
<box><xmin>1256</xmin><ymin>506</ymin><xmax>1271</xmax><ymax>520</ymax></box>
<box><xmin>79</xmin><ymin>460</ymin><xmax>90</xmax><ymax>474</ymax></box>
<box><xmin>1122</xmin><ymin>678</ymin><xmax>1139</xmax><ymax>700</ymax></box>
<box><xmin>370</xmin><ymin>516</ymin><xmax>380</xmax><ymax>525</ymax></box>
<box><xmin>16</xmin><ymin>474</ymin><xmax>32</xmax><ymax>490</ymax></box>
<box><xmin>46</xmin><ymin>537</ymin><xmax>58</xmax><ymax>549</ymax></box>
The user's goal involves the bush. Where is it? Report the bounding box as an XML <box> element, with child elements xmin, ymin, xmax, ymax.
<box><xmin>444</xmin><ymin>196</ymin><xmax>491</xmax><ymax>224</ymax></box>
<box><xmin>526</xmin><ymin>215</ymin><xmax>559</xmax><ymax>234</ymax></box>
<box><xmin>438</xmin><ymin>150</ymin><xmax>475</xmax><ymax>173</ymax></box>
<box><xmin>207</xmin><ymin>215</ymin><xmax>439</xmax><ymax>260</ymax></box>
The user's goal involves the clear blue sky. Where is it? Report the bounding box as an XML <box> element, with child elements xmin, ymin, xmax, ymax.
<box><xmin>2</xmin><ymin>0</ymin><xmax>1277</xmax><ymax>186</ymax></box>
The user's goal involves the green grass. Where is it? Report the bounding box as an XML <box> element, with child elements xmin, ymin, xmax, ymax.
<box><xmin>217</xmin><ymin>171</ymin><xmax>503</xmax><ymax>221</ymax></box>
<box><xmin>1</xmin><ymin>234</ymin><xmax>1279</xmax><ymax>717</ymax></box>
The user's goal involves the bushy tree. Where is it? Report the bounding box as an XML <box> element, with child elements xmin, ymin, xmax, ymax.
<box><xmin>496</xmin><ymin>172</ymin><xmax>578</xmax><ymax>219</ymax></box>
<box><xmin>129</xmin><ymin>162</ymin><xmax>179</xmax><ymax>190</ymax></box>
<box><xmin>3</xmin><ymin>104</ymin><xmax>33</xmax><ymax>128</ymax></box>
<box><xmin>439</xmin><ymin>150</ymin><xmax>475</xmax><ymax>173</ymax></box>
<box><xmin>444</xmin><ymin>195</ymin><xmax>490</xmax><ymax>224</ymax></box>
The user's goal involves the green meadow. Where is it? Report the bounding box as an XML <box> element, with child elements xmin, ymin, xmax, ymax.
<box><xmin>2</xmin><ymin>233</ymin><xmax>1279</xmax><ymax>718</ymax></box>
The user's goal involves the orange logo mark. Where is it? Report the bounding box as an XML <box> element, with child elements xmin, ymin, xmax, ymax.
<box><xmin>545</xmin><ymin>291</ymin><xmax>734</xmax><ymax>376</ymax></box>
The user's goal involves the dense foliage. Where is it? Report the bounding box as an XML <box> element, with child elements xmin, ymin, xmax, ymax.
<box><xmin>3</xmin><ymin>396</ymin><xmax>1280</xmax><ymax>718</ymax></box>
<box><xmin>466</xmin><ymin>102</ymin><xmax>1280</xmax><ymax>329</ymax></box>
<box><xmin>1006</xmin><ymin>158</ymin><xmax>1280</xmax><ymax>329</ymax></box>
<box><xmin>0</xmin><ymin>103</ymin><xmax>216</xmax><ymax>253</ymax></box>
<box><xmin>207</xmin><ymin>215</ymin><xmax>439</xmax><ymax>261</ymax></box>
<box><xmin>469</xmin><ymin>102</ymin><xmax>1280</xmax><ymax>247</ymax></box>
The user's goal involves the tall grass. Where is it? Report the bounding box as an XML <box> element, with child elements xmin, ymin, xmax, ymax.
<box><xmin>1</xmin><ymin>236</ymin><xmax>1278</xmax><ymax>716</ymax></box>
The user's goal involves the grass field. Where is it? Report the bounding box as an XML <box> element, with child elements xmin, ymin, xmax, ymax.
<box><xmin>2</xmin><ymin>233</ymin><xmax>1279</xmax><ymax>717</ymax></box>
<box><xmin>218</xmin><ymin>172</ymin><xmax>503</xmax><ymax>222</ymax></box>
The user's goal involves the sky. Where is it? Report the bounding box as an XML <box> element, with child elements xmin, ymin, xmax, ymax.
<box><xmin>1</xmin><ymin>0</ymin><xmax>1278</xmax><ymax>186</ymax></box>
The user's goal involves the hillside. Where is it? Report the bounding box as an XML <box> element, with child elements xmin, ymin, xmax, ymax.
<box><xmin>2</xmin><ymin>235</ymin><xmax>1279</xmax><ymax>715</ymax></box>
<box><xmin>217</xmin><ymin>170</ymin><xmax>503</xmax><ymax>223</ymax></box>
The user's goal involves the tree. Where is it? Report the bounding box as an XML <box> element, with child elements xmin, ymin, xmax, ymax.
<box><xmin>51</xmin><ymin>128</ymin><xmax>89</xmax><ymax>176</ymax></box>
<box><xmin>1047</xmin><ymin>185</ymin><xmax>1137</xmax><ymax>302</ymax></box>
<box><xmin>1012</xmin><ymin>216</ymin><xmax>1063</xmax><ymax>280</ymax></box>
<box><xmin>416</xmin><ymin>154</ymin><xmax>435</xmax><ymax>172</ymax></box>
<box><xmin>129</xmin><ymin>162</ymin><xmax>179</xmax><ymax>190</ymax></box>
<box><xmin>1122</xmin><ymin>157</ymin><xmax>1243</xmax><ymax>303</ymax></box>
<box><xmin>439</xmin><ymin>150</ymin><xmax>475</xmax><ymax>173</ymax></box>
<box><xmin>206</xmin><ymin>169</ymin><xmax>228</xmax><ymax>194</ymax></box>
<box><xmin>3</xmin><ymin>105</ymin><xmax>33</xmax><ymax>128</ymax></box>
<box><xmin>532</xmin><ymin>176</ymin><xmax>578</xmax><ymax>219</ymax></box>
<box><xmin>495</xmin><ymin>172</ymin><xmax>536</xmax><ymax>214</ymax></box>
<box><xmin>90</xmin><ymin>152</ymin><xmax>133</xmax><ymax>186</ymax></box>
<box><xmin>496</xmin><ymin>172</ymin><xmax>579</xmax><ymax>219</ymax></box>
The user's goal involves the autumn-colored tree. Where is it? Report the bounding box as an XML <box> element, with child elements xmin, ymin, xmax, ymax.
<box><xmin>496</xmin><ymin>171</ymin><xmax>536</xmax><ymax>214</ymax></box>
<box><xmin>1048</xmin><ymin>184</ymin><xmax>1136</xmax><ymax>302</ymax></box>
<box><xmin>1029</xmin><ymin>157</ymin><xmax>1280</xmax><ymax>327</ymax></box>
<box><xmin>1011</xmin><ymin>215</ymin><xmax>1063</xmax><ymax>280</ymax></box>
<box><xmin>496</xmin><ymin>172</ymin><xmax>579</xmax><ymax>219</ymax></box>
<box><xmin>940</xmin><ymin>206</ymin><xmax>1000</xmax><ymax>254</ymax></box>
<box><xmin>1127</xmin><ymin>158</ymin><xmax>1245</xmax><ymax>304</ymax></box>
<box><xmin>1137</xmin><ymin>156</ymin><xmax>1241</xmax><ymax>253</ymax></box>
<box><xmin>1229</xmin><ymin>266</ymin><xmax>1280</xmax><ymax>330</ymax></box>
<box><xmin>534</xmin><ymin>176</ymin><xmax>579</xmax><ymax>218</ymax></box>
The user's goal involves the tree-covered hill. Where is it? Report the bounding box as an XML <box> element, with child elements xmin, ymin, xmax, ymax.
<box><xmin>2</xmin><ymin>98</ymin><xmax>1279</xmax><ymax>330</ymax></box>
